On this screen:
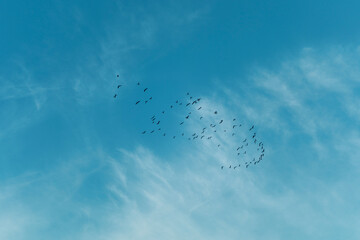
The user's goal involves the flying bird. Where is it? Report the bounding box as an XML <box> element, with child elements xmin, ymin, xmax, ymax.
<box><xmin>144</xmin><ymin>88</ymin><xmax>148</xmax><ymax>92</ymax></box>
<box><xmin>135</xmin><ymin>101</ymin><xmax>140</xmax><ymax>104</ymax></box>
<box><xmin>114</xmin><ymin>94</ymin><xmax>117</xmax><ymax>98</ymax></box>
<box><xmin>117</xmin><ymin>85</ymin><xmax>122</xmax><ymax>88</ymax></box>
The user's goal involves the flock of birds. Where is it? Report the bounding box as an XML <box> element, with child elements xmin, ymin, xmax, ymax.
<box><xmin>113</xmin><ymin>75</ymin><xmax>266</xmax><ymax>170</ymax></box>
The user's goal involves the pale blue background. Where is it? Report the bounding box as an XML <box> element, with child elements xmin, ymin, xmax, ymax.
<box><xmin>1</xmin><ymin>1</ymin><xmax>360</xmax><ymax>239</ymax></box>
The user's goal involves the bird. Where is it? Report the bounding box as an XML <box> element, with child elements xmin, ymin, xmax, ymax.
<box><xmin>233</xmin><ymin>118</ymin><xmax>236</xmax><ymax>121</ymax></box>
<box><xmin>173</xmin><ymin>136</ymin><xmax>176</xmax><ymax>139</ymax></box>
<box><xmin>117</xmin><ymin>85</ymin><xmax>122</xmax><ymax>88</ymax></box>
<box><xmin>232</xmin><ymin>133</ymin><xmax>235</xmax><ymax>136</ymax></box>
<box><xmin>137</xmin><ymin>82</ymin><xmax>140</xmax><ymax>85</ymax></box>
<box><xmin>249</xmin><ymin>125</ymin><xmax>254</xmax><ymax>131</ymax></box>
<box><xmin>186</xmin><ymin>103</ymin><xmax>191</xmax><ymax>106</ymax></box>
<box><xmin>198</xmin><ymin>107</ymin><xmax>202</xmax><ymax>110</ymax></box>
<box><xmin>170</xmin><ymin>105</ymin><xmax>173</xmax><ymax>108</ymax></box>
<box><xmin>117</xmin><ymin>74</ymin><xmax>119</xmax><ymax>77</ymax></box>
<box><xmin>135</xmin><ymin>100</ymin><xmax>140</xmax><ymax>104</ymax></box>
<box><xmin>243</xmin><ymin>139</ymin><xmax>247</xmax><ymax>142</ymax></box>
<box><xmin>221</xmin><ymin>166</ymin><xmax>224</xmax><ymax>169</ymax></box>
<box><xmin>149</xmin><ymin>97</ymin><xmax>152</xmax><ymax>100</ymax></box>
<box><xmin>142</xmin><ymin>131</ymin><xmax>146</xmax><ymax>134</ymax></box>
<box><xmin>182</xmin><ymin>133</ymin><xmax>184</xmax><ymax>136</ymax></box>
<box><xmin>157</xmin><ymin>121</ymin><xmax>160</xmax><ymax>125</ymax></box>
<box><xmin>162</xmin><ymin>111</ymin><xmax>165</xmax><ymax>114</ymax></box>
<box><xmin>217</xmin><ymin>144</ymin><xmax>220</xmax><ymax>147</ymax></box>
<box><xmin>144</xmin><ymin>88</ymin><xmax>148</xmax><ymax>92</ymax></box>
<box><xmin>214</xmin><ymin>111</ymin><xmax>218</xmax><ymax>114</ymax></box>
<box><xmin>185</xmin><ymin>115</ymin><xmax>189</xmax><ymax>119</ymax></box>
<box><xmin>187</xmin><ymin>92</ymin><xmax>190</xmax><ymax>95</ymax></box>
<box><xmin>150</xmin><ymin>130</ymin><xmax>154</xmax><ymax>133</ymax></box>
<box><xmin>180</xmin><ymin>122</ymin><xmax>184</xmax><ymax>125</ymax></box>
<box><xmin>163</xmin><ymin>133</ymin><xmax>166</xmax><ymax>136</ymax></box>
<box><xmin>114</xmin><ymin>94</ymin><xmax>117</xmax><ymax>98</ymax></box>
<box><xmin>145</xmin><ymin>100</ymin><xmax>148</xmax><ymax>104</ymax></box>
<box><xmin>219</xmin><ymin>120</ymin><xmax>223</xmax><ymax>124</ymax></box>
<box><xmin>237</xmin><ymin>147</ymin><xmax>240</xmax><ymax>150</ymax></box>
<box><xmin>200</xmin><ymin>116</ymin><xmax>203</xmax><ymax>120</ymax></box>
<box><xmin>232</xmin><ymin>125</ymin><xmax>237</xmax><ymax>128</ymax></box>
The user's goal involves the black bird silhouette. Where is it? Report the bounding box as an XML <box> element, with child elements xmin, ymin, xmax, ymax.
<box><xmin>186</xmin><ymin>103</ymin><xmax>191</xmax><ymax>106</ymax></box>
<box><xmin>117</xmin><ymin>74</ymin><xmax>119</xmax><ymax>77</ymax></box>
<box><xmin>117</xmin><ymin>85</ymin><xmax>122</xmax><ymax>88</ymax></box>
<box><xmin>192</xmin><ymin>100</ymin><xmax>197</xmax><ymax>105</ymax></box>
<box><xmin>180</xmin><ymin>122</ymin><xmax>184</xmax><ymax>125</ymax></box>
<box><xmin>229</xmin><ymin>165</ymin><xmax>231</xmax><ymax>168</ymax></box>
<box><xmin>150</xmin><ymin>130</ymin><xmax>154</xmax><ymax>133</ymax></box>
<box><xmin>232</xmin><ymin>125</ymin><xmax>237</xmax><ymax>128</ymax></box>
<box><xmin>237</xmin><ymin>147</ymin><xmax>240</xmax><ymax>150</ymax></box>
<box><xmin>221</xmin><ymin>166</ymin><xmax>224</xmax><ymax>169</ymax></box>
<box><xmin>144</xmin><ymin>88</ymin><xmax>148</xmax><ymax>92</ymax></box>
<box><xmin>137</xmin><ymin>82</ymin><xmax>140</xmax><ymax>86</ymax></box>
<box><xmin>244</xmin><ymin>151</ymin><xmax>247</xmax><ymax>154</ymax></box>
<box><xmin>158</xmin><ymin>128</ymin><xmax>161</xmax><ymax>130</ymax></box>
<box><xmin>198</xmin><ymin>107</ymin><xmax>202</xmax><ymax>110</ymax></box>
<box><xmin>163</xmin><ymin>133</ymin><xmax>166</xmax><ymax>136</ymax></box>
<box><xmin>197</xmin><ymin>98</ymin><xmax>201</xmax><ymax>101</ymax></box>
<box><xmin>185</xmin><ymin>115</ymin><xmax>189</xmax><ymax>119</ymax></box>
<box><xmin>157</xmin><ymin>121</ymin><xmax>160</xmax><ymax>125</ymax></box>
<box><xmin>170</xmin><ymin>105</ymin><xmax>173</xmax><ymax>108</ymax></box>
<box><xmin>142</xmin><ymin>131</ymin><xmax>146</xmax><ymax>134</ymax></box>
<box><xmin>190</xmin><ymin>96</ymin><xmax>193</xmax><ymax>99</ymax></box>
<box><xmin>173</xmin><ymin>136</ymin><xmax>176</xmax><ymax>139</ymax></box>
<box><xmin>114</xmin><ymin>94</ymin><xmax>117</xmax><ymax>98</ymax></box>
<box><xmin>187</xmin><ymin>92</ymin><xmax>189</xmax><ymax>95</ymax></box>
<box><xmin>162</xmin><ymin>111</ymin><xmax>165</xmax><ymax>114</ymax></box>
<box><xmin>249</xmin><ymin>125</ymin><xmax>254</xmax><ymax>131</ymax></box>
<box><xmin>182</xmin><ymin>133</ymin><xmax>184</xmax><ymax>136</ymax></box>
<box><xmin>135</xmin><ymin>101</ymin><xmax>140</xmax><ymax>104</ymax></box>
<box><xmin>243</xmin><ymin>139</ymin><xmax>247</xmax><ymax>142</ymax></box>
<box><xmin>233</xmin><ymin>118</ymin><xmax>236</xmax><ymax>121</ymax></box>
<box><xmin>200</xmin><ymin>116</ymin><xmax>203</xmax><ymax>119</ymax></box>
<box><xmin>145</xmin><ymin>100</ymin><xmax>148</xmax><ymax>104</ymax></box>
<box><xmin>219</xmin><ymin>120</ymin><xmax>223</xmax><ymax>124</ymax></box>
<box><xmin>214</xmin><ymin>111</ymin><xmax>218</xmax><ymax>114</ymax></box>
<box><xmin>232</xmin><ymin>133</ymin><xmax>235</xmax><ymax>136</ymax></box>
<box><xmin>149</xmin><ymin>97</ymin><xmax>152</xmax><ymax>100</ymax></box>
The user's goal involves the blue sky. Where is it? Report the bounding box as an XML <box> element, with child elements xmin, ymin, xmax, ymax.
<box><xmin>1</xmin><ymin>1</ymin><xmax>360</xmax><ymax>239</ymax></box>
